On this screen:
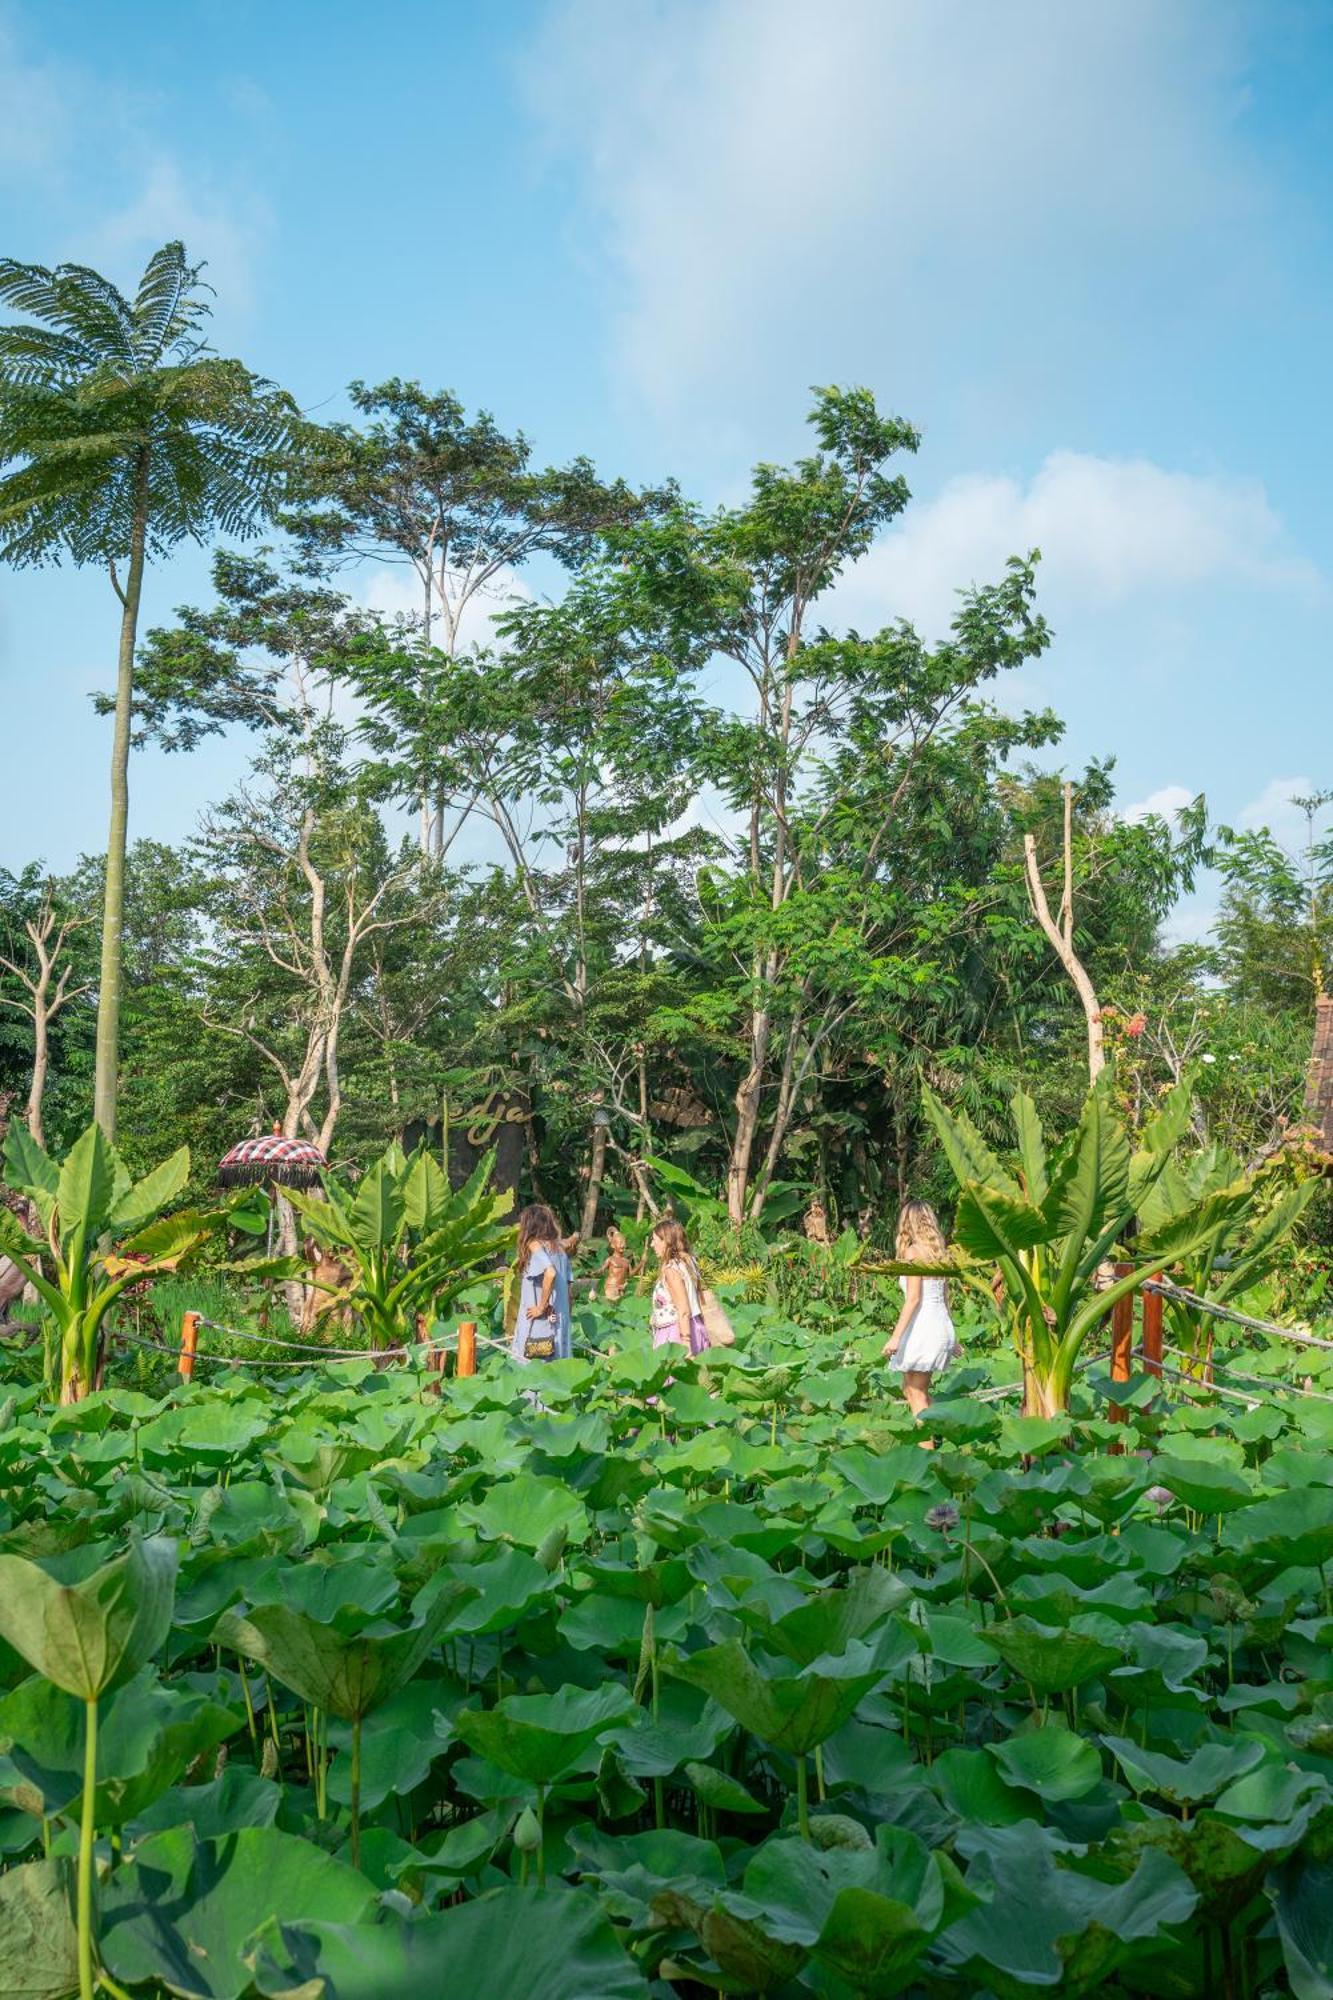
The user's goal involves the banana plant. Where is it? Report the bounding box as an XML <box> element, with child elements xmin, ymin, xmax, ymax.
<box><xmin>0</xmin><ymin>1124</ymin><xmax>218</xmax><ymax>1403</ymax></box>
<box><xmin>1136</xmin><ymin>1144</ymin><xmax>1316</xmax><ymax>1380</ymax></box>
<box><xmin>920</xmin><ymin>1080</ymin><xmax>1263</xmax><ymax>1416</ymax></box>
<box><xmin>282</xmin><ymin>1143</ymin><xmax>515</xmax><ymax>1352</ymax></box>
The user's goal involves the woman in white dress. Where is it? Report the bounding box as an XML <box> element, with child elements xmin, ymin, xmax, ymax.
<box><xmin>882</xmin><ymin>1200</ymin><xmax>959</xmax><ymax>1424</ymax></box>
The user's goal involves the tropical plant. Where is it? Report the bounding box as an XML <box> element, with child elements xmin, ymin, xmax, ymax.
<box><xmin>0</xmin><ymin>241</ymin><xmax>299</xmax><ymax>1135</ymax></box>
<box><xmin>0</xmin><ymin>1122</ymin><xmax>218</xmax><ymax>1401</ymax></box>
<box><xmin>1138</xmin><ymin>1143</ymin><xmax>1317</xmax><ymax>1377</ymax></box>
<box><xmin>919</xmin><ymin>1079</ymin><xmax>1271</xmax><ymax>1415</ymax></box>
<box><xmin>282</xmin><ymin>1142</ymin><xmax>515</xmax><ymax>1351</ymax></box>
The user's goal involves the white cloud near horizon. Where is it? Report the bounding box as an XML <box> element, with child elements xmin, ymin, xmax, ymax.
<box><xmin>832</xmin><ymin>450</ymin><xmax>1319</xmax><ymax>642</ymax></box>
<box><xmin>525</xmin><ymin>0</ymin><xmax>1261</xmax><ymax>413</ymax></box>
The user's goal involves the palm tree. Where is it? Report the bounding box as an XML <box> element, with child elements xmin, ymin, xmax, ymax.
<box><xmin>0</xmin><ymin>242</ymin><xmax>299</xmax><ymax>1136</ymax></box>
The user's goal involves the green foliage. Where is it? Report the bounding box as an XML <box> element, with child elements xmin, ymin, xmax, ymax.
<box><xmin>1</xmin><ymin>1122</ymin><xmax>219</xmax><ymax>1400</ymax></box>
<box><xmin>919</xmin><ymin>1078</ymin><xmax>1299</xmax><ymax>1414</ymax></box>
<box><xmin>281</xmin><ymin>1142</ymin><xmax>515</xmax><ymax>1351</ymax></box>
<box><xmin>0</xmin><ymin>1311</ymin><xmax>1328</xmax><ymax>1994</ymax></box>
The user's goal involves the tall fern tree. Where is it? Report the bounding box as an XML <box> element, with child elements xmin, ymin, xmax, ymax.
<box><xmin>0</xmin><ymin>242</ymin><xmax>300</xmax><ymax>1136</ymax></box>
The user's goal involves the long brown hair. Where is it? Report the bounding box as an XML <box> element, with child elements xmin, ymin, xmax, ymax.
<box><xmin>516</xmin><ymin>1203</ymin><xmax>563</xmax><ymax>1272</ymax></box>
<box><xmin>651</xmin><ymin>1216</ymin><xmax>692</xmax><ymax>1266</ymax></box>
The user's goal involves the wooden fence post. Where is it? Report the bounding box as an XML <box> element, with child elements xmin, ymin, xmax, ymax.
<box><xmin>179</xmin><ymin>1311</ymin><xmax>201</xmax><ymax>1383</ymax></box>
<box><xmin>457</xmin><ymin>1321</ymin><xmax>477</xmax><ymax>1378</ymax></box>
<box><xmin>1141</xmin><ymin>1281</ymin><xmax>1163</xmax><ymax>1382</ymax></box>
<box><xmin>1108</xmin><ymin>1262</ymin><xmax>1135</xmax><ymax>1435</ymax></box>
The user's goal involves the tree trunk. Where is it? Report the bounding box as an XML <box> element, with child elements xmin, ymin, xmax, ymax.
<box><xmin>579</xmin><ymin>1119</ymin><xmax>608</xmax><ymax>1241</ymax></box>
<box><xmin>1022</xmin><ymin>784</ymin><xmax>1105</xmax><ymax>1086</ymax></box>
<box><xmin>93</xmin><ymin>456</ymin><xmax>149</xmax><ymax>1139</ymax></box>
<box><xmin>728</xmin><ymin>990</ymin><xmax>771</xmax><ymax>1227</ymax></box>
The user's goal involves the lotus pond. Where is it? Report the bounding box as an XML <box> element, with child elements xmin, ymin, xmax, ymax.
<box><xmin>1</xmin><ymin>1299</ymin><xmax>1332</xmax><ymax>2000</ymax></box>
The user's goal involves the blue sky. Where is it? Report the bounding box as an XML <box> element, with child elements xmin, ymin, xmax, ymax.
<box><xmin>1</xmin><ymin>0</ymin><xmax>1330</xmax><ymax>924</ymax></box>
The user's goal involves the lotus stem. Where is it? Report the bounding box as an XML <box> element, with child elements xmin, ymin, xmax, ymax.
<box><xmin>78</xmin><ymin>1696</ymin><xmax>98</xmax><ymax>2000</ymax></box>
<box><xmin>796</xmin><ymin>1753</ymin><xmax>810</xmax><ymax>1839</ymax></box>
<box><xmin>814</xmin><ymin>1743</ymin><xmax>826</xmax><ymax>1802</ymax></box>
<box><xmin>350</xmin><ymin>1714</ymin><xmax>362</xmax><ymax>1869</ymax></box>
<box><xmin>536</xmin><ymin>1782</ymin><xmax>547</xmax><ymax>1887</ymax></box>
<box><xmin>237</xmin><ymin>1657</ymin><xmax>259</xmax><ymax>1763</ymax></box>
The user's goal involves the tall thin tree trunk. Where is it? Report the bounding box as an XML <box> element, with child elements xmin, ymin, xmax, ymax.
<box><xmin>580</xmin><ymin>1119</ymin><xmax>608</xmax><ymax>1240</ymax></box>
<box><xmin>93</xmin><ymin>455</ymin><xmax>149</xmax><ymax>1139</ymax></box>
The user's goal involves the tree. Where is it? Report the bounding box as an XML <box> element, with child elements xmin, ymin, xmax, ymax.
<box><xmin>618</xmin><ymin>389</ymin><xmax>1054</xmax><ymax>1222</ymax></box>
<box><xmin>0</xmin><ymin>871</ymin><xmax>90</xmax><ymax>1145</ymax></box>
<box><xmin>286</xmin><ymin>378</ymin><xmax>665</xmax><ymax>855</ymax></box>
<box><xmin>0</xmin><ymin>241</ymin><xmax>300</xmax><ymax>1136</ymax></box>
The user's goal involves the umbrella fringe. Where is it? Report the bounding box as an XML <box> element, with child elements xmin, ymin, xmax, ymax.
<box><xmin>218</xmin><ymin>1164</ymin><xmax>324</xmax><ymax>1188</ymax></box>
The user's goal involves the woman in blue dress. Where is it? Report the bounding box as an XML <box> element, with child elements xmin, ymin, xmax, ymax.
<box><xmin>511</xmin><ymin>1203</ymin><xmax>573</xmax><ymax>1363</ymax></box>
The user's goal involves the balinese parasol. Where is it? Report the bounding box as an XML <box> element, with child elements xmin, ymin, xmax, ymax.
<box><xmin>217</xmin><ymin>1129</ymin><xmax>328</xmax><ymax>1189</ymax></box>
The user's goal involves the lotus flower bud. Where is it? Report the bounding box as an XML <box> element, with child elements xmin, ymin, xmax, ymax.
<box><xmin>513</xmin><ymin>1805</ymin><xmax>542</xmax><ymax>1853</ymax></box>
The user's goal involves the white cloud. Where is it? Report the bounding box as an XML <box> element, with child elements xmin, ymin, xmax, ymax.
<box><xmin>831</xmin><ymin>450</ymin><xmax>1318</xmax><ymax>641</ymax></box>
<box><xmin>1122</xmin><ymin>783</ymin><xmax>1197</xmax><ymax>826</ymax></box>
<box><xmin>524</xmin><ymin>0</ymin><xmax>1260</xmax><ymax>410</ymax></box>
<box><xmin>1237</xmin><ymin>775</ymin><xmax>1322</xmax><ymax>847</ymax></box>
<box><xmin>0</xmin><ymin>13</ymin><xmax>67</xmax><ymax>180</ymax></box>
<box><xmin>74</xmin><ymin>157</ymin><xmax>270</xmax><ymax>315</ymax></box>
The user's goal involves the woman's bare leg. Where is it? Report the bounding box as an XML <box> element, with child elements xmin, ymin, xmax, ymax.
<box><xmin>903</xmin><ymin>1370</ymin><xmax>934</xmax><ymax>1444</ymax></box>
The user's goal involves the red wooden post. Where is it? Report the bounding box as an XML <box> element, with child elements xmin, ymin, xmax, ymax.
<box><xmin>457</xmin><ymin>1321</ymin><xmax>477</xmax><ymax>1378</ymax></box>
<box><xmin>1141</xmin><ymin>1281</ymin><xmax>1163</xmax><ymax>1382</ymax></box>
<box><xmin>179</xmin><ymin>1311</ymin><xmax>201</xmax><ymax>1383</ymax></box>
<box><xmin>1108</xmin><ymin>1261</ymin><xmax>1134</xmax><ymax>1435</ymax></box>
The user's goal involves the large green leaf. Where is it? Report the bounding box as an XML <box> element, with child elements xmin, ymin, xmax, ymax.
<box><xmin>1103</xmin><ymin>1735</ymin><xmax>1265</xmax><ymax>1805</ymax></box>
<box><xmin>349</xmin><ymin>1152</ymin><xmax>405</xmax><ymax>1254</ymax></box>
<box><xmin>951</xmin><ymin>1185</ymin><xmax>1051</xmax><ymax>1263</ymax></box>
<box><xmin>921</xmin><ymin>1088</ymin><xmax>1023</xmax><ymax>1201</ymax></box>
<box><xmin>988</xmin><ymin>1726</ymin><xmax>1102</xmax><ymax>1802</ymax></box>
<box><xmin>0</xmin><ymin>1858</ymin><xmax>79</xmax><ymax>2000</ymax></box>
<box><xmin>251</xmin><ymin>1886</ymin><xmax>649</xmax><ymax>1999</ymax></box>
<box><xmin>0</xmin><ymin>1667</ymin><xmax>239</xmax><ymax>1824</ymax></box>
<box><xmin>1273</xmin><ymin>1856</ymin><xmax>1333</xmax><ymax>2000</ymax></box>
<box><xmin>1012</xmin><ymin>1089</ymin><xmax>1049</xmax><ymax>1206</ymax></box>
<box><xmin>1153</xmin><ymin>1454</ymin><xmax>1255</xmax><ymax>1515</ymax></box>
<box><xmin>666</xmin><ymin>1637</ymin><xmax>887</xmax><ymax>1755</ymax></box>
<box><xmin>100</xmin><ymin>1825</ymin><xmax>377</xmax><ymax>2000</ymax></box>
<box><xmin>1046</xmin><ymin>1085</ymin><xmax>1131</xmax><ymax>1308</ymax></box>
<box><xmin>985</xmin><ymin>1617</ymin><xmax>1121</xmax><ymax>1696</ymax></box>
<box><xmin>55</xmin><ymin>1121</ymin><xmax>119</xmax><ymax>1245</ymax></box>
<box><xmin>217</xmin><ymin>1578</ymin><xmax>473</xmax><ymax>1722</ymax></box>
<box><xmin>453</xmin><ymin>1683</ymin><xmax>638</xmax><ymax>1785</ymax></box>
<box><xmin>109</xmin><ymin>1145</ymin><xmax>190</xmax><ymax>1233</ymax></box>
<box><xmin>460</xmin><ymin>1475</ymin><xmax>591</xmax><ymax>1550</ymax></box>
<box><xmin>3</xmin><ymin>1121</ymin><xmax>57</xmax><ymax>1198</ymax></box>
<box><xmin>402</xmin><ymin>1148</ymin><xmax>452</xmax><ymax>1234</ymax></box>
<box><xmin>740</xmin><ymin>1824</ymin><xmax>972</xmax><ymax>1993</ymax></box>
<box><xmin>0</xmin><ymin>1537</ymin><xmax>177</xmax><ymax>1700</ymax></box>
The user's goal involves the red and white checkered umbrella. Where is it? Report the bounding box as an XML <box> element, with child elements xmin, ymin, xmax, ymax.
<box><xmin>217</xmin><ymin>1133</ymin><xmax>328</xmax><ymax>1189</ymax></box>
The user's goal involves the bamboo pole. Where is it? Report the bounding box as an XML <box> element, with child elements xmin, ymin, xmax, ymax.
<box><xmin>179</xmin><ymin>1311</ymin><xmax>201</xmax><ymax>1383</ymax></box>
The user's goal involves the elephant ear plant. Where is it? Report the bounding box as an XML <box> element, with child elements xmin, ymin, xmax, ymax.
<box><xmin>282</xmin><ymin>1142</ymin><xmax>516</xmax><ymax>1352</ymax></box>
<box><xmin>1136</xmin><ymin>1141</ymin><xmax>1316</xmax><ymax>1380</ymax></box>
<box><xmin>0</xmin><ymin>1121</ymin><xmax>219</xmax><ymax>1403</ymax></box>
<box><xmin>920</xmin><ymin>1079</ymin><xmax>1281</xmax><ymax>1417</ymax></box>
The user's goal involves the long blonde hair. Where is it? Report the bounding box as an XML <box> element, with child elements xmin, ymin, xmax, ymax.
<box><xmin>896</xmin><ymin>1200</ymin><xmax>948</xmax><ymax>1267</ymax></box>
